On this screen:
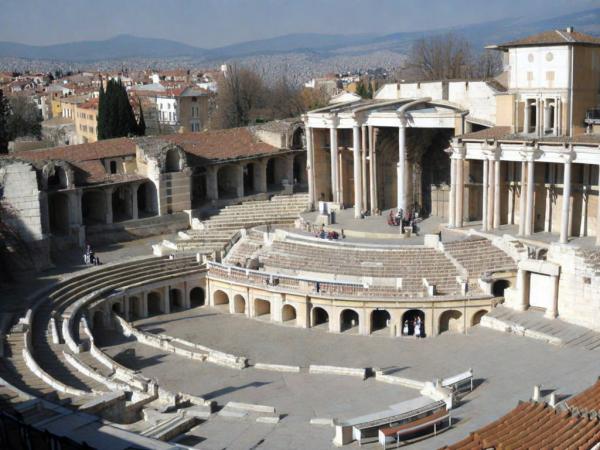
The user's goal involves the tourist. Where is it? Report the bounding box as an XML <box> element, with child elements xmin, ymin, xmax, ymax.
<box><xmin>403</xmin><ymin>320</ymin><xmax>409</xmax><ymax>336</ymax></box>
<box><xmin>415</xmin><ymin>317</ymin><xmax>422</xmax><ymax>338</ymax></box>
<box><xmin>341</xmin><ymin>229</ymin><xmax>346</xmax><ymax>239</ymax></box>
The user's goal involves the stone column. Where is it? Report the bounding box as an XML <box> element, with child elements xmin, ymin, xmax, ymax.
<box><xmin>352</xmin><ymin>125</ymin><xmax>363</xmax><ymax>218</ymax></box>
<box><xmin>131</xmin><ymin>183</ymin><xmax>139</xmax><ymax>220</ymax></box>
<box><xmin>397</xmin><ymin>121</ymin><xmax>407</xmax><ymax>212</ymax></box>
<box><xmin>560</xmin><ymin>158</ymin><xmax>572</xmax><ymax>244</ymax></box>
<box><xmin>306</xmin><ymin>126</ymin><xmax>315</xmax><ymax>210</ymax></box>
<box><xmin>487</xmin><ymin>159</ymin><xmax>495</xmax><ymax>229</ymax></box>
<box><xmin>369</xmin><ymin>126</ymin><xmax>378</xmax><ymax>213</ymax></box>
<box><xmin>361</xmin><ymin>124</ymin><xmax>368</xmax><ymax>209</ymax></box>
<box><xmin>519</xmin><ymin>161</ymin><xmax>527</xmax><ymax>235</ymax></box>
<box><xmin>163</xmin><ymin>286</ymin><xmax>171</xmax><ymax>314</ymax></box>
<box><xmin>494</xmin><ymin>159</ymin><xmax>501</xmax><ymax>229</ymax></box>
<box><xmin>448</xmin><ymin>158</ymin><xmax>456</xmax><ymax>227</ymax></box>
<box><xmin>515</xmin><ymin>268</ymin><xmax>528</xmax><ymax>311</ymax></box>
<box><xmin>525</xmin><ymin>160</ymin><xmax>535</xmax><ymax>236</ymax></box>
<box><xmin>235</xmin><ymin>164</ymin><xmax>244</xmax><ymax>198</ymax></box>
<box><xmin>481</xmin><ymin>159</ymin><xmax>489</xmax><ymax>231</ymax></box>
<box><xmin>141</xmin><ymin>291</ymin><xmax>149</xmax><ymax>318</ymax></box>
<box><xmin>254</xmin><ymin>160</ymin><xmax>267</xmax><ymax>194</ymax></box>
<box><xmin>580</xmin><ymin>164</ymin><xmax>589</xmax><ymax>237</ymax></box>
<box><xmin>206</xmin><ymin>166</ymin><xmax>218</xmax><ymax>200</ymax></box>
<box><xmin>104</xmin><ymin>187</ymin><xmax>114</xmax><ymax>225</ymax></box>
<box><xmin>545</xmin><ymin>275</ymin><xmax>559</xmax><ymax>319</ymax></box>
<box><xmin>554</xmin><ymin>100</ymin><xmax>560</xmax><ymax>136</ymax></box>
<box><xmin>523</xmin><ymin>102</ymin><xmax>531</xmax><ymax>133</ymax></box>
<box><xmin>544</xmin><ymin>102</ymin><xmax>552</xmax><ymax>134</ymax></box>
<box><xmin>456</xmin><ymin>157</ymin><xmax>465</xmax><ymax>228</ymax></box>
<box><xmin>329</xmin><ymin>127</ymin><xmax>339</xmax><ymax>203</ymax></box>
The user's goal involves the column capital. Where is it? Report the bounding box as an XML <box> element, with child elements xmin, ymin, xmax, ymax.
<box><xmin>396</xmin><ymin>114</ymin><xmax>407</xmax><ymax>127</ymax></box>
<box><xmin>558</xmin><ymin>146</ymin><xmax>575</xmax><ymax>163</ymax></box>
<box><xmin>482</xmin><ymin>141</ymin><xmax>500</xmax><ymax>160</ymax></box>
<box><xmin>325</xmin><ymin>113</ymin><xmax>339</xmax><ymax>128</ymax></box>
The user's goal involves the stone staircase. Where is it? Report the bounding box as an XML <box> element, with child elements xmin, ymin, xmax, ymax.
<box><xmin>154</xmin><ymin>193</ymin><xmax>309</xmax><ymax>256</ymax></box>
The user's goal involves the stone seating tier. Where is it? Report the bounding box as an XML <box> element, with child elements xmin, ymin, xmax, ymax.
<box><xmin>443</xmin><ymin>237</ymin><xmax>516</xmax><ymax>280</ymax></box>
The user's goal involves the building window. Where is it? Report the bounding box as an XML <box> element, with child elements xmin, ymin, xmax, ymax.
<box><xmin>109</xmin><ymin>161</ymin><xmax>117</xmax><ymax>174</ymax></box>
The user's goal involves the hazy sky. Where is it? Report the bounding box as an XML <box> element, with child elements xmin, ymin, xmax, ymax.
<box><xmin>1</xmin><ymin>0</ymin><xmax>597</xmax><ymax>47</ymax></box>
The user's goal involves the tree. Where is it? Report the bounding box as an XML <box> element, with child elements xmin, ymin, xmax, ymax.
<box><xmin>0</xmin><ymin>90</ymin><xmax>9</xmax><ymax>154</ymax></box>
<box><xmin>6</xmin><ymin>96</ymin><xmax>42</xmax><ymax>140</ymax></box>
<box><xmin>406</xmin><ymin>33</ymin><xmax>503</xmax><ymax>81</ymax></box>
<box><xmin>136</xmin><ymin>104</ymin><xmax>146</xmax><ymax>136</ymax></box>
<box><xmin>97</xmin><ymin>78</ymin><xmax>141</xmax><ymax>139</ymax></box>
<box><xmin>213</xmin><ymin>65</ymin><xmax>266</xmax><ymax>129</ymax></box>
<box><xmin>355</xmin><ymin>79</ymin><xmax>368</xmax><ymax>98</ymax></box>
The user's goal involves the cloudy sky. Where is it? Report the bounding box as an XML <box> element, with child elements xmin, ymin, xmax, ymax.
<box><xmin>1</xmin><ymin>0</ymin><xmax>597</xmax><ymax>47</ymax></box>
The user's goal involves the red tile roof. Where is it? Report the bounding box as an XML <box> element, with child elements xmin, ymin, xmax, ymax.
<box><xmin>440</xmin><ymin>401</ymin><xmax>600</xmax><ymax>450</ymax></box>
<box><xmin>566</xmin><ymin>379</ymin><xmax>600</xmax><ymax>414</ymax></box>
<box><xmin>494</xmin><ymin>29</ymin><xmax>600</xmax><ymax>49</ymax></box>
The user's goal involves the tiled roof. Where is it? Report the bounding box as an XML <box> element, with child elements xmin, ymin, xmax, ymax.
<box><xmin>495</xmin><ymin>29</ymin><xmax>600</xmax><ymax>49</ymax></box>
<box><xmin>440</xmin><ymin>401</ymin><xmax>600</xmax><ymax>450</ymax></box>
<box><xmin>163</xmin><ymin>128</ymin><xmax>281</xmax><ymax>161</ymax></box>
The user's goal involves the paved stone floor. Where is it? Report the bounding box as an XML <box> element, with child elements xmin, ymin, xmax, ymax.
<box><xmin>98</xmin><ymin>307</ymin><xmax>600</xmax><ymax>449</ymax></box>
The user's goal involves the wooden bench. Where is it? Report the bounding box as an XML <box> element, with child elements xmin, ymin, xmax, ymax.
<box><xmin>378</xmin><ymin>409</ymin><xmax>450</xmax><ymax>448</ymax></box>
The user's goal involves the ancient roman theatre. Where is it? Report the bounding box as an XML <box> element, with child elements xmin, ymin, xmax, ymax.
<box><xmin>2</xmin><ymin>28</ymin><xmax>600</xmax><ymax>449</ymax></box>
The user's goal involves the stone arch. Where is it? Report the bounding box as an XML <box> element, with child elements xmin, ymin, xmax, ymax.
<box><xmin>165</xmin><ymin>148</ymin><xmax>184</xmax><ymax>173</ymax></box>
<box><xmin>213</xmin><ymin>290</ymin><xmax>229</xmax><ymax>307</ymax></box>
<box><xmin>48</xmin><ymin>193</ymin><xmax>70</xmax><ymax>235</ymax></box>
<box><xmin>112</xmin><ymin>185</ymin><xmax>133</xmax><ymax>222</ymax></box>
<box><xmin>439</xmin><ymin>309</ymin><xmax>463</xmax><ymax>334</ymax></box>
<box><xmin>293</xmin><ymin>153</ymin><xmax>307</xmax><ymax>186</ymax></box>
<box><xmin>137</xmin><ymin>181</ymin><xmax>158</xmax><ymax>218</ymax></box>
<box><xmin>169</xmin><ymin>288</ymin><xmax>183</xmax><ymax>310</ymax></box>
<box><xmin>402</xmin><ymin>309</ymin><xmax>425</xmax><ymax>336</ymax></box>
<box><xmin>340</xmin><ymin>309</ymin><xmax>359</xmax><ymax>333</ymax></box>
<box><xmin>311</xmin><ymin>306</ymin><xmax>329</xmax><ymax>328</ymax></box>
<box><xmin>266</xmin><ymin>157</ymin><xmax>286</xmax><ymax>189</ymax></box>
<box><xmin>81</xmin><ymin>190</ymin><xmax>107</xmax><ymax>225</ymax></box>
<box><xmin>281</xmin><ymin>304</ymin><xmax>297</xmax><ymax>323</ymax></box>
<box><xmin>217</xmin><ymin>165</ymin><xmax>239</xmax><ymax>199</ymax></box>
<box><xmin>129</xmin><ymin>296</ymin><xmax>142</xmax><ymax>319</ymax></box>
<box><xmin>233</xmin><ymin>294</ymin><xmax>246</xmax><ymax>314</ymax></box>
<box><xmin>111</xmin><ymin>302</ymin><xmax>122</xmax><ymax>314</ymax></box>
<box><xmin>46</xmin><ymin>164</ymin><xmax>69</xmax><ymax>189</ymax></box>
<box><xmin>471</xmin><ymin>309</ymin><xmax>488</xmax><ymax>326</ymax></box>
<box><xmin>190</xmin><ymin>287</ymin><xmax>205</xmax><ymax>307</ymax></box>
<box><xmin>492</xmin><ymin>279</ymin><xmax>511</xmax><ymax>297</ymax></box>
<box><xmin>92</xmin><ymin>310</ymin><xmax>105</xmax><ymax>329</ymax></box>
<box><xmin>254</xmin><ymin>298</ymin><xmax>271</xmax><ymax>318</ymax></box>
<box><xmin>371</xmin><ymin>309</ymin><xmax>391</xmax><ymax>334</ymax></box>
<box><xmin>147</xmin><ymin>291</ymin><xmax>162</xmax><ymax>316</ymax></box>
<box><xmin>291</xmin><ymin>127</ymin><xmax>304</xmax><ymax>150</ymax></box>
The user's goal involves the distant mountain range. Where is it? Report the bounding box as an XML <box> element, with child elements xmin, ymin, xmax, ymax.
<box><xmin>0</xmin><ymin>8</ymin><xmax>599</xmax><ymax>64</ymax></box>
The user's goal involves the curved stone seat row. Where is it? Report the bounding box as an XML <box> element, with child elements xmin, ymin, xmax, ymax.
<box><xmin>0</xmin><ymin>256</ymin><xmax>205</xmax><ymax>414</ymax></box>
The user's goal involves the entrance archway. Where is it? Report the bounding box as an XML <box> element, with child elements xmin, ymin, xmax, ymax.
<box><xmin>312</xmin><ymin>307</ymin><xmax>329</xmax><ymax>327</ymax></box>
<box><xmin>371</xmin><ymin>309</ymin><xmax>391</xmax><ymax>334</ymax></box>
<box><xmin>233</xmin><ymin>294</ymin><xmax>246</xmax><ymax>314</ymax></box>
<box><xmin>254</xmin><ymin>299</ymin><xmax>271</xmax><ymax>318</ymax></box>
<box><xmin>471</xmin><ymin>309</ymin><xmax>488</xmax><ymax>326</ymax></box>
<box><xmin>244</xmin><ymin>163</ymin><xmax>256</xmax><ymax>195</ymax></box>
<box><xmin>439</xmin><ymin>310</ymin><xmax>463</xmax><ymax>333</ymax></box>
<box><xmin>293</xmin><ymin>153</ymin><xmax>307</xmax><ymax>186</ymax></box>
<box><xmin>147</xmin><ymin>292</ymin><xmax>162</xmax><ymax>316</ymax></box>
<box><xmin>190</xmin><ymin>287</ymin><xmax>205</xmax><ymax>307</ymax></box>
<box><xmin>165</xmin><ymin>148</ymin><xmax>184</xmax><ymax>172</ymax></box>
<box><xmin>81</xmin><ymin>190</ymin><xmax>106</xmax><ymax>225</ymax></box>
<box><xmin>217</xmin><ymin>165</ymin><xmax>239</xmax><ymax>198</ymax></box>
<box><xmin>169</xmin><ymin>288</ymin><xmax>183</xmax><ymax>310</ymax></box>
<box><xmin>281</xmin><ymin>304</ymin><xmax>297</xmax><ymax>323</ymax></box>
<box><xmin>340</xmin><ymin>309</ymin><xmax>359</xmax><ymax>333</ymax></box>
<box><xmin>213</xmin><ymin>290</ymin><xmax>229</xmax><ymax>310</ymax></box>
<box><xmin>402</xmin><ymin>310</ymin><xmax>425</xmax><ymax>336</ymax></box>
<box><xmin>112</xmin><ymin>185</ymin><xmax>133</xmax><ymax>222</ymax></box>
<box><xmin>266</xmin><ymin>157</ymin><xmax>286</xmax><ymax>190</ymax></box>
<box><xmin>492</xmin><ymin>279</ymin><xmax>510</xmax><ymax>297</ymax></box>
<box><xmin>137</xmin><ymin>182</ymin><xmax>158</xmax><ymax>218</ymax></box>
<box><xmin>48</xmin><ymin>193</ymin><xmax>70</xmax><ymax>235</ymax></box>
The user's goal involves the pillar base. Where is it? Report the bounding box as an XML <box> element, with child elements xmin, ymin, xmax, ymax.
<box><xmin>544</xmin><ymin>310</ymin><xmax>557</xmax><ymax>319</ymax></box>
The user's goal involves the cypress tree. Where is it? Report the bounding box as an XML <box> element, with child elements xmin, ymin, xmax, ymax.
<box><xmin>97</xmin><ymin>78</ymin><xmax>138</xmax><ymax>140</ymax></box>
<box><xmin>0</xmin><ymin>89</ymin><xmax>9</xmax><ymax>154</ymax></box>
<box><xmin>137</xmin><ymin>104</ymin><xmax>146</xmax><ymax>136</ymax></box>
<box><xmin>97</xmin><ymin>83</ymin><xmax>106</xmax><ymax>140</ymax></box>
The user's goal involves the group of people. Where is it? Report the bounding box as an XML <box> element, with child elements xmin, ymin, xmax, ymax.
<box><xmin>314</xmin><ymin>224</ymin><xmax>345</xmax><ymax>240</ymax></box>
<box><xmin>83</xmin><ymin>244</ymin><xmax>101</xmax><ymax>266</ymax></box>
<box><xmin>402</xmin><ymin>316</ymin><xmax>424</xmax><ymax>338</ymax></box>
<box><xmin>387</xmin><ymin>208</ymin><xmax>419</xmax><ymax>232</ymax></box>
